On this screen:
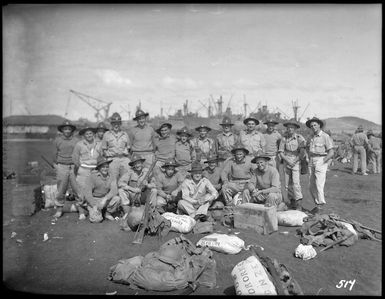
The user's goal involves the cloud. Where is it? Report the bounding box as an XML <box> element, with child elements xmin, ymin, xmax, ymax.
<box><xmin>232</xmin><ymin>78</ymin><xmax>259</xmax><ymax>89</ymax></box>
<box><xmin>96</xmin><ymin>69</ymin><xmax>133</xmax><ymax>87</ymax></box>
<box><xmin>162</xmin><ymin>76</ymin><xmax>200</xmax><ymax>90</ymax></box>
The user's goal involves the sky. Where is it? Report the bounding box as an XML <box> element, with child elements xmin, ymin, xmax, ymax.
<box><xmin>3</xmin><ymin>4</ymin><xmax>382</xmax><ymax>124</ymax></box>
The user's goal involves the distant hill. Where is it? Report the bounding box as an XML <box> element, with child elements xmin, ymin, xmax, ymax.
<box><xmin>323</xmin><ymin>116</ymin><xmax>381</xmax><ymax>134</ymax></box>
<box><xmin>3</xmin><ymin>115</ymin><xmax>67</xmax><ymax>126</ymax></box>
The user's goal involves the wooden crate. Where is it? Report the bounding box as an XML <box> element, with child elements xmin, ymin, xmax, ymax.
<box><xmin>10</xmin><ymin>184</ymin><xmax>42</xmax><ymax>216</ymax></box>
<box><xmin>233</xmin><ymin>203</ymin><xmax>278</xmax><ymax>235</ymax></box>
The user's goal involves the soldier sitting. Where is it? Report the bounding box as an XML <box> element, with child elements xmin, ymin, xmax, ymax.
<box><xmin>83</xmin><ymin>156</ymin><xmax>121</xmax><ymax>222</ymax></box>
<box><xmin>117</xmin><ymin>154</ymin><xmax>156</xmax><ymax>215</ymax></box>
<box><xmin>151</xmin><ymin>158</ymin><xmax>185</xmax><ymax>213</ymax></box>
<box><xmin>221</xmin><ymin>144</ymin><xmax>255</xmax><ymax>206</ymax></box>
<box><xmin>178</xmin><ymin>161</ymin><xmax>218</xmax><ymax>220</ymax></box>
<box><xmin>243</xmin><ymin>153</ymin><xmax>285</xmax><ymax>210</ymax></box>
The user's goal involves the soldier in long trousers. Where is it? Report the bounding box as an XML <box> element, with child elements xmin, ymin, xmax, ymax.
<box><xmin>367</xmin><ymin>130</ymin><xmax>382</xmax><ymax>174</ymax></box>
<box><xmin>350</xmin><ymin>125</ymin><xmax>369</xmax><ymax>175</ymax></box>
<box><xmin>305</xmin><ymin>117</ymin><xmax>334</xmax><ymax>214</ymax></box>
<box><xmin>278</xmin><ymin>121</ymin><xmax>306</xmax><ymax>210</ymax></box>
<box><xmin>52</xmin><ymin>120</ymin><xmax>81</xmax><ymax>219</ymax></box>
<box><xmin>193</xmin><ymin>125</ymin><xmax>216</xmax><ymax>165</ymax></box>
<box><xmin>101</xmin><ymin>112</ymin><xmax>131</xmax><ymax>182</ymax></box>
<box><xmin>215</xmin><ymin>116</ymin><xmax>239</xmax><ymax>169</ymax></box>
<box><xmin>239</xmin><ymin>116</ymin><xmax>266</xmax><ymax>157</ymax></box>
<box><xmin>129</xmin><ymin>109</ymin><xmax>156</xmax><ymax>170</ymax></box>
<box><xmin>263</xmin><ymin>119</ymin><xmax>282</xmax><ymax>169</ymax></box>
<box><xmin>72</xmin><ymin>125</ymin><xmax>102</xmax><ymax>220</ymax></box>
<box><xmin>174</xmin><ymin>126</ymin><xmax>196</xmax><ymax>177</ymax></box>
<box><xmin>153</xmin><ymin>123</ymin><xmax>177</xmax><ymax>179</ymax></box>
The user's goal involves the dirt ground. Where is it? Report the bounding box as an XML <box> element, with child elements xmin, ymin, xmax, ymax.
<box><xmin>2</xmin><ymin>141</ymin><xmax>382</xmax><ymax>295</ymax></box>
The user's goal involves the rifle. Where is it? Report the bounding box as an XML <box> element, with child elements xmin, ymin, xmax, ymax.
<box><xmin>41</xmin><ymin>155</ymin><xmax>55</xmax><ymax>169</ymax></box>
<box><xmin>132</xmin><ymin>158</ymin><xmax>158</xmax><ymax>244</ymax></box>
<box><xmin>132</xmin><ymin>157</ymin><xmax>158</xmax><ymax>206</ymax></box>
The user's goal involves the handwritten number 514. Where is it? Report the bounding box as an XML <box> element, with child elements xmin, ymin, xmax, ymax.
<box><xmin>336</xmin><ymin>279</ymin><xmax>356</xmax><ymax>291</ymax></box>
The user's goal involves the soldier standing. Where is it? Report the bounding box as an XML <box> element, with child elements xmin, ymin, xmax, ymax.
<box><xmin>215</xmin><ymin>116</ymin><xmax>238</xmax><ymax>167</ymax></box>
<box><xmin>193</xmin><ymin>125</ymin><xmax>216</xmax><ymax>164</ymax></box>
<box><xmin>263</xmin><ymin>119</ymin><xmax>282</xmax><ymax>169</ymax></box>
<box><xmin>95</xmin><ymin>122</ymin><xmax>109</xmax><ymax>142</ymax></box>
<box><xmin>367</xmin><ymin>130</ymin><xmax>382</xmax><ymax>174</ymax></box>
<box><xmin>239</xmin><ymin>116</ymin><xmax>266</xmax><ymax>157</ymax></box>
<box><xmin>72</xmin><ymin>125</ymin><xmax>102</xmax><ymax>220</ymax></box>
<box><xmin>129</xmin><ymin>109</ymin><xmax>156</xmax><ymax>169</ymax></box>
<box><xmin>153</xmin><ymin>123</ymin><xmax>177</xmax><ymax>179</ymax></box>
<box><xmin>278</xmin><ymin>121</ymin><xmax>306</xmax><ymax>210</ymax></box>
<box><xmin>52</xmin><ymin>120</ymin><xmax>81</xmax><ymax>219</ymax></box>
<box><xmin>101</xmin><ymin>112</ymin><xmax>131</xmax><ymax>181</ymax></box>
<box><xmin>306</xmin><ymin>117</ymin><xmax>334</xmax><ymax>214</ymax></box>
<box><xmin>350</xmin><ymin>125</ymin><xmax>369</xmax><ymax>175</ymax></box>
<box><xmin>175</xmin><ymin>126</ymin><xmax>196</xmax><ymax>176</ymax></box>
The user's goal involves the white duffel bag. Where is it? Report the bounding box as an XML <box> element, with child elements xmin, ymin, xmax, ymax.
<box><xmin>42</xmin><ymin>184</ymin><xmax>58</xmax><ymax>208</ymax></box>
<box><xmin>162</xmin><ymin>212</ymin><xmax>196</xmax><ymax>233</ymax></box>
<box><xmin>196</xmin><ymin>233</ymin><xmax>246</xmax><ymax>254</ymax></box>
<box><xmin>231</xmin><ymin>255</ymin><xmax>277</xmax><ymax>295</ymax></box>
<box><xmin>277</xmin><ymin>210</ymin><xmax>308</xmax><ymax>227</ymax></box>
<box><xmin>294</xmin><ymin>244</ymin><xmax>317</xmax><ymax>260</ymax></box>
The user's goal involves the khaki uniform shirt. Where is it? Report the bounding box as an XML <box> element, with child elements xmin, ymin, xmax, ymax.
<box><xmin>350</xmin><ymin>132</ymin><xmax>369</xmax><ymax>147</ymax></box>
<box><xmin>278</xmin><ymin>133</ymin><xmax>306</xmax><ymax>156</ymax></box>
<box><xmin>248</xmin><ymin>165</ymin><xmax>281</xmax><ymax>192</ymax></box>
<box><xmin>216</xmin><ymin>132</ymin><xmax>239</xmax><ymax>159</ymax></box>
<box><xmin>118</xmin><ymin>167</ymin><xmax>151</xmax><ymax>189</ymax></box>
<box><xmin>239</xmin><ymin>130</ymin><xmax>266</xmax><ymax>155</ymax></box>
<box><xmin>181</xmin><ymin>177</ymin><xmax>218</xmax><ymax>204</ymax></box>
<box><xmin>193</xmin><ymin>137</ymin><xmax>216</xmax><ymax>160</ymax></box>
<box><xmin>175</xmin><ymin>140</ymin><xmax>196</xmax><ymax>166</ymax></box>
<box><xmin>101</xmin><ymin>130</ymin><xmax>130</xmax><ymax>158</ymax></box>
<box><xmin>307</xmin><ymin>130</ymin><xmax>334</xmax><ymax>156</ymax></box>
<box><xmin>368</xmin><ymin>136</ymin><xmax>382</xmax><ymax>150</ymax></box>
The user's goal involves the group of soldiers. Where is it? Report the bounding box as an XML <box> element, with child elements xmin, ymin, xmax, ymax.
<box><xmin>52</xmin><ymin>109</ymin><xmax>337</xmax><ymax>222</ymax></box>
<box><xmin>349</xmin><ymin>125</ymin><xmax>382</xmax><ymax>175</ymax></box>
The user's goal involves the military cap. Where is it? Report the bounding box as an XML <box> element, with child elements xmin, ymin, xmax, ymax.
<box><xmin>195</xmin><ymin>125</ymin><xmax>211</xmax><ymax>132</ymax></box>
<box><xmin>133</xmin><ymin>109</ymin><xmax>149</xmax><ymax>121</ymax></box>
<box><xmin>283</xmin><ymin>121</ymin><xmax>300</xmax><ymax>129</ymax></box>
<box><xmin>188</xmin><ymin>161</ymin><xmax>204</xmax><ymax>173</ymax></box>
<box><xmin>243</xmin><ymin>117</ymin><xmax>260</xmax><ymax>125</ymax></box>
<box><xmin>219</xmin><ymin>116</ymin><xmax>234</xmax><ymax>126</ymax></box>
<box><xmin>231</xmin><ymin>143</ymin><xmax>249</xmax><ymax>155</ymax></box>
<box><xmin>251</xmin><ymin>152</ymin><xmax>271</xmax><ymax>163</ymax></box>
<box><xmin>79</xmin><ymin>126</ymin><xmax>97</xmax><ymax>136</ymax></box>
<box><xmin>305</xmin><ymin>117</ymin><xmax>324</xmax><ymax>129</ymax></box>
<box><xmin>263</xmin><ymin>119</ymin><xmax>279</xmax><ymax>125</ymax></box>
<box><xmin>109</xmin><ymin>112</ymin><xmax>122</xmax><ymax>123</ymax></box>
<box><xmin>95</xmin><ymin>156</ymin><xmax>113</xmax><ymax>170</ymax></box>
<box><xmin>96</xmin><ymin>122</ymin><xmax>109</xmax><ymax>132</ymax></box>
<box><xmin>128</xmin><ymin>154</ymin><xmax>146</xmax><ymax>167</ymax></box>
<box><xmin>176</xmin><ymin>126</ymin><xmax>193</xmax><ymax>137</ymax></box>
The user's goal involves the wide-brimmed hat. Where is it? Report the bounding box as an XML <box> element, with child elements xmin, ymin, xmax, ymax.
<box><xmin>251</xmin><ymin>152</ymin><xmax>271</xmax><ymax>163</ymax></box>
<box><xmin>264</xmin><ymin>119</ymin><xmax>279</xmax><ymax>125</ymax></box>
<box><xmin>283</xmin><ymin>121</ymin><xmax>300</xmax><ymax>129</ymax></box>
<box><xmin>231</xmin><ymin>143</ymin><xmax>249</xmax><ymax>155</ymax></box>
<box><xmin>156</xmin><ymin>123</ymin><xmax>172</xmax><ymax>135</ymax></box>
<box><xmin>188</xmin><ymin>161</ymin><xmax>203</xmax><ymax>173</ymax></box>
<box><xmin>96</xmin><ymin>122</ymin><xmax>109</xmax><ymax>132</ymax></box>
<box><xmin>204</xmin><ymin>153</ymin><xmax>219</xmax><ymax>163</ymax></box>
<box><xmin>176</xmin><ymin>126</ymin><xmax>192</xmax><ymax>137</ymax></box>
<box><xmin>109</xmin><ymin>112</ymin><xmax>122</xmax><ymax>124</ymax></box>
<box><xmin>219</xmin><ymin>116</ymin><xmax>234</xmax><ymax>126</ymax></box>
<box><xmin>79</xmin><ymin>126</ymin><xmax>97</xmax><ymax>136</ymax></box>
<box><xmin>243</xmin><ymin>117</ymin><xmax>260</xmax><ymax>125</ymax></box>
<box><xmin>195</xmin><ymin>125</ymin><xmax>211</xmax><ymax>132</ymax></box>
<box><xmin>306</xmin><ymin>117</ymin><xmax>324</xmax><ymax>128</ymax></box>
<box><xmin>161</xmin><ymin>158</ymin><xmax>178</xmax><ymax>168</ymax></box>
<box><xmin>133</xmin><ymin>109</ymin><xmax>149</xmax><ymax>121</ymax></box>
<box><xmin>57</xmin><ymin>120</ymin><xmax>77</xmax><ymax>133</ymax></box>
<box><xmin>95</xmin><ymin>156</ymin><xmax>113</xmax><ymax>170</ymax></box>
<box><xmin>128</xmin><ymin>154</ymin><xmax>146</xmax><ymax>166</ymax></box>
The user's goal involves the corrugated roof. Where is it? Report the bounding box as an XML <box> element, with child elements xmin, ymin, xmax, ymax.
<box><xmin>3</xmin><ymin>115</ymin><xmax>67</xmax><ymax>126</ymax></box>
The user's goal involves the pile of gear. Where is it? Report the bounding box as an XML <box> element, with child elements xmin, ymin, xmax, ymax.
<box><xmin>296</xmin><ymin>213</ymin><xmax>381</xmax><ymax>250</ymax></box>
<box><xmin>108</xmin><ymin>235</ymin><xmax>216</xmax><ymax>292</ymax></box>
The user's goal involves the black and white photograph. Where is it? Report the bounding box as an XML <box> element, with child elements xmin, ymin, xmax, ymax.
<box><xmin>3</xmin><ymin>4</ymin><xmax>381</xmax><ymax>295</ymax></box>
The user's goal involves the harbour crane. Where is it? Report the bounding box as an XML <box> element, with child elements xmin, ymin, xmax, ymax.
<box><xmin>69</xmin><ymin>89</ymin><xmax>112</xmax><ymax>122</ymax></box>
<box><xmin>298</xmin><ymin>103</ymin><xmax>310</xmax><ymax>122</ymax></box>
